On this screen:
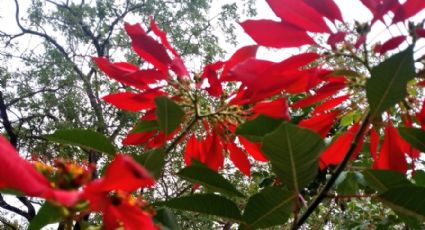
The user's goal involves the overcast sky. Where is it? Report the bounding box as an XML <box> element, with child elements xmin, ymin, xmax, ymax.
<box><xmin>0</xmin><ymin>0</ymin><xmax>424</xmax><ymax>61</ymax></box>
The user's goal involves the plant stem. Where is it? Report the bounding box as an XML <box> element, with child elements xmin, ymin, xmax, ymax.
<box><xmin>292</xmin><ymin>111</ymin><xmax>371</xmax><ymax>229</ymax></box>
<box><xmin>164</xmin><ymin>117</ymin><xmax>198</xmax><ymax>154</ymax></box>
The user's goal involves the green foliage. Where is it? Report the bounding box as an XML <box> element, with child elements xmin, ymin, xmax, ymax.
<box><xmin>262</xmin><ymin>122</ymin><xmax>325</xmax><ymax>192</ymax></box>
<box><xmin>362</xmin><ymin>169</ymin><xmax>412</xmax><ymax>193</ymax></box>
<box><xmin>45</xmin><ymin>129</ymin><xmax>116</xmax><ymax>155</ymax></box>
<box><xmin>155</xmin><ymin>96</ymin><xmax>185</xmax><ymax>135</ymax></box>
<box><xmin>378</xmin><ymin>186</ymin><xmax>425</xmax><ymax>221</ymax></box>
<box><xmin>398</xmin><ymin>127</ymin><xmax>425</xmax><ymax>152</ymax></box>
<box><xmin>366</xmin><ymin>47</ymin><xmax>415</xmax><ymax>118</ymax></box>
<box><xmin>157</xmin><ymin>194</ymin><xmax>243</xmax><ymax>222</ymax></box>
<box><xmin>28</xmin><ymin>202</ymin><xmax>63</xmax><ymax>230</ymax></box>
<box><xmin>134</xmin><ymin>148</ymin><xmax>166</xmax><ymax>179</ymax></box>
<box><xmin>178</xmin><ymin>165</ymin><xmax>244</xmax><ymax>198</ymax></box>
<box><xmin>242</xmin><ymin>187</ymin><xmax>294</xmax><ymax>229</ymax></box>
<box><xmin>235</xmin><ymin>115</ymin><xmax>282</xmax><ymax>142</ymax></box>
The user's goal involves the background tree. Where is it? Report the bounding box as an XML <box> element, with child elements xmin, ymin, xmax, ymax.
<box><xmin>0</xmin><ymin>0</ymin><xmax>255</xmax><ymax>228</ymax></box>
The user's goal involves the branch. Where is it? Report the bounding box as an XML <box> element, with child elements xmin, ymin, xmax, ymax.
<box><xmin>0</xmin><ymin>91</ymin><xmax>17</xmax><ymax>147</ymax></box>
<box><xmin>13</xmin><ymin>0</ymin><xmax>107</xmax><ymax>134</ymax></box>
<box><xmin>0</xmin><ymin>194</ymin><xmax>30</xmax><ymax>220</ymax></box>
<box><xmin>0</xmin><ymin>215</ymin><xmax>18</xmax><ymax>230</ymax></box>
<box><xmin>293</xmin><ymin>111</ymin><xmax>371</xmax><ymax>229</ymax></box>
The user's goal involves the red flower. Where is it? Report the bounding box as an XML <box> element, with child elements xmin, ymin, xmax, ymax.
<box><xmin>83</xmin><ymin>154</ymin><xmax>156</xmax><ymax>230</ymax></box>
<box><xmin>0</xmin><ymin>136</ymin><xmax>81</xmax><ymax>207</ymax></box>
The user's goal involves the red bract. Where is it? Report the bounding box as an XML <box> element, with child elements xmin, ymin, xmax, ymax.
<box><xmin>201</xmin><ymin>62</ymin><xmax>224</xmax><ymax>97</ymax></box>
<box><xmin>374</xmin><ymin>35</ymin><xmax>406</xmax><ymax>55</ymax></box>
<box><xmin>319</xmin><ymin>124</ymin><xmax>365</xmax><ymax>169</ymax></box>
<box><xmin>240</xmin><ymin>20</ymin><xmax>315</xmax><ymax>48</ymax></box>
<box><xmin>327</xmin><ymin>32</ymin><xmax>347</xmax><ymax>48</ymax></box>
<box><xmin>266</xmin><ymin>0</ymin><xmax>331</xmax><ymax>33</ymax></box>
<box><xmin>302</xmin><ymin>0</ymin><xmax>343</xmax><ymax>22</ymax></box>
<box><xmin>183</xmin><ymin>132</ymin><xmax>224</xmax><ymax>171</ymax></box>
<box><xmin>251</xmin><ymin>98</ymin><xmax>290</xmax><ymax>120</ymax></box>
<box><xmin>360</xmin><ymin>0</ymin><xmax>400</xmax><ymax>23</ymax></box>
<box><xmin>238</xmin><ymin>136</ymin><xmax>268</xmax><ymax>162</ymax></box>
<box><xmin>0</xmin><ymin>136</ymin><xmax>81</xmax><ymax>207</ymax></box>
<box><xmin>299</xmin><ymin>110</ymin><xmax>340</xmax><ymax>138</ymax></box>
<box><xmin>393</xmin><ymin>0</ymin><xmax>425</xmax><ymax>23</ymax></box>
<box><xmin>227</xmin><ymin>141</ymin><xmax>251</xmax><ymax>176</ymax></box>
<box><xmin>291</xmin><ymin>81</ymin><xmax>346</xmax><ymax>109</ymax></box>
<box><xmin>373</xmin><ymin>124</ymin><xmax>408</xmax><ymax>173</ymax></box>
<box><xmin>83</xmin><ymin>154</ymin><xmax>156</xmax><ymax>230</ymax></box>
<box><xmin>311</xmin><ymin>94</ymin><xmax>350</xmax><ymax>115</ymax></box>
<box><xmin>103</xmin><ymin>90</ymin><xmax>165</xmax><ymax>112</ymax></box>
<box><xmin>220</xmin><ymin>45</ymin><xmax>258</xmax><ymax>80</ymax></box>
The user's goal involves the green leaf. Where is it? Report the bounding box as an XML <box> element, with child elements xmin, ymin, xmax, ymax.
<box><xmin>157</xmin><ymin>194</ymin><xmax>243</xmax><ymax>222</ymax></box>
<box><xmin>28</xmin><ymin>202</ymin><xmax>63</xmax><ymax>230</ymax></box>
<box><xmin>378</xmin><ymin>185</ymin><xmax>425</xmax><ymax>221</ymax></box>
<box><xmin>134</xmin><ymin>149</ymin><xmax>165</xmax><ymax>179</ymax></box>
<box><xmin>45</xmin><ymin>129</ymin><xmax>115</xmax><ymax>155</ymax></box>
<box><xmin>261</xmin><ymin>122</ymin><xmax>325</xmax><ymax>192</ymax></box>
<box><xmin>133</xmin><ymin>120</ymin><xmax>159</xmax><ymax>133</ymax></box>
<box><xmin>362</xmin><ymin>169</ymin><xmax>411</xmax><ymax>193</ymax></box>
<box><xmin>398</xmin><ymin>127</ymin><xmax>425</xmax><ymax>152</ymax></box>
<box><xmin>335</xmin><ymin>171</ymin><xmax>360</xmax><ymax>195</ymax></box>
<box><xmin>242</xmin><ymin>187</ymin><xmax>295</xmax><ymax>229</ymax></box>
<box><xmin>413</xmin><ymin>170</ymin><xmax>425</xmax><ymax>187</ymax></box>
<box><xmin>366</xmin><ymin>47</ymin><xmax>415</xmax><ymax>117</ymax></box>
<box><xmin>178</xmin><ymin>165</ymin><xmax>244</xmax><ymax>198</ymax></box>
<box><xmin>235</xmin><ymin>115</ymin><xmax>282</xmax><ymax>142</ymax></box>
<box><xmin>155</xmin><ymin>96</ymin><xmax>184</xmax><ymax>134</ymax></box>
<box><xmin>329</xmin><ymin>69</ymin><xmax>362</xmax><ymax>78</ymax></box>
<box><xmin>154</xmin><ymin>208</ymin><xmax>181</xmax><ymax>230</ymax></box>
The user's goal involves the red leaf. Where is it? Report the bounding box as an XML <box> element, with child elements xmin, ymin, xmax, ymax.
<box><xmin>201</xmin><ymin>132</ymin><xmax>224</xmax><ymax>171</ymax></box>
<box><xmin>240</xmin><ymin>20</ymin><xmax>315</xmax><ymax>48</ymax></box>
<box><xmin>124</xmin><ymin>23</ymin><xmax>171</xmax><ymax>73</ymax></box>
<box><xmin>360</xmin><ymin>0</ymin><xmax>399</xmax><ymax>23</ymax></box>
<box><xmin>150</xmin><ymin>18</ymin><xmax>189</xmax><ymax>78</ymax></box>
<box><xmin>266</xmin><ymin>0</ymin><xmax>331</xmax><ymax>33</ymax></box>
<box><xmin>312</xmin><ymin>94</ymin><xmax>350</xmax><ymax>114</ymax></box>
<box><xmin>327</xmin><ymin>32</ymin><xmax>346</xmax><ymax>47</ymax></box>
<box><xmin>0</xmin><ymin>136</ymin><xmax>51</xmax><ymax>196</ymax></box>
<box><xmin>184</xmin><ymin>134</ymin><xmax>201</xmax><ymax>166</ymax></box>
<box><xmin>227</xmin><ymin>142</ymin><xmax>251</xmax><ymax>176</ymax></box>
<box><xmin>252</xmin><ymin>98</ymin><xmax>290</xmax><ymax>120</ymax></box>
<box><xmin>393</xmin><ymin>0</ymin><xmax>425</xmax><ymax>23</ymax></box>
<box><xmin>291</xmin><ymin>81</ymin><xmax>346</xmax><ymax>109</ymax></box>
<box><xmin>354</xmin><ymin>35</ymin><xmax>366</xmax><ymax>49</ymax></box>
<box><xmin>103</xmin><ymin>201</ymin><xmax>156</xmax><ymax>230</ymax></box>
<box><xmin>238</xmin><ymin>136</ymin><xmax>268</xmax><ymax>162</ymax></box>
<box><xmin>99</xmin><ymin>155</ymin><xmax>154</xmax><ymax>192</ymax></box>
<box><xmin>201</xmin><ymin>62</ymin><xmax>224</xmax><ymax>97</ymax></box>
<box><xmin>374</xmin><ymin>35</ymin><xmax>406</xmax><ymax>54</ymax></box>
<box><xmin>319</xmin><ymin>124</ymin><xmax>364</xmax><ymax>169</ymax></box>
<box><xmin>0</xmin><ymin>137</ymin><xmax>81</xmax><ymax>206</ymax></box>
<box><xmin>122</xmin><ymin>131</ymin><xmax>156</xmax><ymax>146</ymax></box>
<box><xmin>373</xmin><ymin>124</ymin><xmax>408</xmax><ymax>173</ymax></box>
<box><xmin>299</xmin><ymin>110</ymin><xmax>340</xmax><ymax>138</ymax></box>
<box><xmin>103</xmin><ymin>90</ymin><xmax>164</xmax><ymax>112</ymax></box>
<box><xmin>303</xmin><ymin>0</ymin><xmax>343</xmax><ymax>22</ymax></box>
<box><xmin>221</xmin><ymin>45</ymin><xmax>258</xmax><ymax>80</ymax></box>
<box><xmin>417</xmin><ymin>28</ymin><xmax>425</xmax><ymax>38</ymax></box>
<box><xmin>265</xmin><ymin>53</ymin><xmax>320</xmax><ymax>74</ymax></box>
<box><xmin>417</xmin><ymin>101</ymin><xmax>425</xmax><ymax>130</ymax></box>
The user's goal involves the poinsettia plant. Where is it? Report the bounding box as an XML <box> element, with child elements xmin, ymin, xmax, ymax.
<box><xmin>1</xmin><ymin>0</ymin><xmax>425</xmax><ymax>229</ymax></box>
